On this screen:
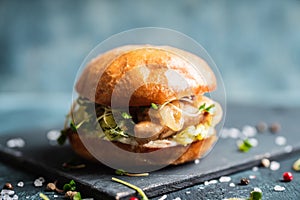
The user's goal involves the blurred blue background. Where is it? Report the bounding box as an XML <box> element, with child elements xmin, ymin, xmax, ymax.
<box><xmin>1</xmin><ymin>0</ymin><xmax>300</xmax><ymax>133</ymax></box>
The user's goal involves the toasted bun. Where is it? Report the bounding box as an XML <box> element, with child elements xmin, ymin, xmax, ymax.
<box><xmin>76</xmin><ymin>45</ymin><xmax>216</xmax><ymax>107</ymax></box>
<box><xmin>67</xmin><ymin>130</ymin><xmax>217</xmax><ymax>169</ymax></box>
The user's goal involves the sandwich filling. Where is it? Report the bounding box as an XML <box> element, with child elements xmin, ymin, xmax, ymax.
<box><xmin>59</xmin><ymin>95</ymin><xmax>221</xmax><ymax>147</ymax></box>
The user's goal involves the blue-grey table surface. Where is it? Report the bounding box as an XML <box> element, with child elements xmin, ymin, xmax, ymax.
<box><xmin>0</xmin><ymin>103</ymin><xmax>300</xmax><ymax>200</ymax></box>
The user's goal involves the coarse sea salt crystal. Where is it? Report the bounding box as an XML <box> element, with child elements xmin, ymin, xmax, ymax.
<box><xmin>6</xmin><ymin>138</ymin><xmax>25</xmax><ymax>148</ymax></box>
<box><xmin>173</xmin><ymin>197</ymin><xmax>181</xmax><ymax>200</ymax></box>
<box><xmin>158</xmin><ymin>194</ymin><xmax>167</xmax><ymax>200</ymax></box>
<box><xmin>47</xmin><ymin>130</ymin><xmax>61</xmax><ymax>141</ymax></box>
<box><xmin>242</xmin><ymin>125</ymin><xmax>257</xmax><ymax>137</ymax></box>
<box><xmin>274</xmin><ymin>185</ymin><xmax>285</xmax><ymax>191</ymax></box>
<box><xmin>17</xmin><ymin>181</ymin><xmax>24</xmax><ymax>187</ymax></box>
<box><xmin>270</xmin><ymin>161</ymin><xmax>280</xmax><ymax>171</ymax></box>
<box><xmin>219</xmin><ymin>176</ymin><xmax>231</xmax><ymax>183</ymax></box>
<box><xmin>249</xmin><ymin>175</ymin><xmax>256</xmax><ymax>179</ymax></box>
<box><xmin>194</xmin><ymin>159</ymin><xmax>200</xmax><ymax>164</ymax></box>
<box><xmin>284</xmin><ymin>145</ymin><xmax>293</xmax><ymax>153</ymax></box>
<box><xmin>248</xmin><ymin>138</ymin><xmax>258</xmax><ymax>147</ymax></box>
<box><xmin>229</xmin><ymin>183</ymin><xmax>235</xmax><ymax>187</ymax></box>
<box><xmin>33</xmin><ymin>179</ymin><xmax>43</xmax><ymax>187</ymax></box>
<box><xmin>275</xmin><ymin>136</ymin><xmax>287</xmax><ymax>146</ymax></box>
<box><xmin>252</xmin><ymin>166</ymin><xmax>259</xmax><ymax>172</ymax></box>
<box><xmin>228</xmin><ymin>128</ymin><xmax>241</xmax><ymax>139</ymax></box>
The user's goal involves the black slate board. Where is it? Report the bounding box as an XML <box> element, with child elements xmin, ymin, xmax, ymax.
<box><xmin>0</xmin><ymin>105</ymin><xmax>300</xmax><ymax>199</ymax></box>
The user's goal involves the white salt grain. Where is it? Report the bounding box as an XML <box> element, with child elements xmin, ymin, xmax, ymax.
<box><xmin>274</xmin><ymin>185</ymin><xmax>285</xmax><ymax>191</ymax></box>
<box><xmin>229</xmin><ymin>183</ymin><xmax>235</xmax><ymax>187</ymax></box>
<box><xmin>194</xmin><ymin>159</ymin><xmax>200</xmax><ymax>164</ymax></box>
<box><xmin>47</xmin><ymin>130</ymin><xmax>61</xmax><ymax>141</ymax></box>
<box><xmin>252</xmin><ymin>166</ymin><xmax>259</xmax><ymax>172</ymax></box>
<box><xmin>248</xmin><ymin>138</ymin><xmax>258</xmax><ymax>147</ymax></box>
<box><xmin>284</xmin><ymin>145</ymin><xmax>293</xmax><ymax>153</ymax></box>
<box><xmin>249</xmin><ymin>175</ymin><xmax>256</xmax><ymax>179</ymax></box>
<box><xmin>33</xmin><ymin>179</ymin><xmax>43</xmax><ymax>187</ymax></box>
<box><xmin>275</xmin><ymin>136</ymin><xmax>287</xmax><ymax>146</ymax></box>
<box><xmin>17</xmin><ymin>181</ymin><xmax>24</xmax><ymax>187</ymax></box>
<box><xmin>270</xmin><ymin>161</ymin><xmax>280</xmax><ymax>171</ymax></box>
<box><xmin>186</xmin><ymin>191</ymin><xmax>191</xmax><ymax>194</ymax></box>
<box><xmin>219</xmin><ymin>176</ymin><xmax>231</xmax><ymax>183</ymax></box>
<box><xmin>242</xmin><ymin>125</ymin><xmax>257</xmax><ymax>137</ymax></box>
<box><xmin>158</xmin><ymin>195</ymin><xmax>167</xmax><ymax>200</ymax></box>
<box><xmin>6</xmin><ymin>138</ymin><xmax>25</xmax><ymax>148</ymax></box>
<box><xmin>173</xmin><ymin>197</ymin><xmax>181</xmax><ymax>200</ymax></box>
<box><xmin>228</xmin><ymin>128</ymin><xmax>241</xmax><ymax>139</ymax></box>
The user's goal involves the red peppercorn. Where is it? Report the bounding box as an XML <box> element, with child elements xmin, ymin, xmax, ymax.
<box><xmin>129</xmin><ymin>197</ymin><xmax>139</xmax><ymax>200</ymax></box>
<box><xmin>283</xmin><ymin>172</ymin><xmax>293</xmax><ymax>182</ymax></box>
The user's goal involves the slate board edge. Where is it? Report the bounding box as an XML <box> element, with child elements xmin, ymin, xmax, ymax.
<box><xmin>1</xmin><ymin>144</ymin><xmax>300</xmax><ymax>199</ymax></box>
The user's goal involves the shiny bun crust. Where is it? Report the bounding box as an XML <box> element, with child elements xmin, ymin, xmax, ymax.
<box><xmin>67</xmin><ymin>130</ymin><xmax>217</xmax><ymax>167</ymax></box>
<box><xmin>76</xmin><ymin>45</ymin><xmax>216</xmax><ymax>107</ymax></box>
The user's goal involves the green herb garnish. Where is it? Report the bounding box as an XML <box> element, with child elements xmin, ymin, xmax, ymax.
<box><xmin>199</xmin><ymin>103</ymin><xmax>215</xmax><ymax>113</ymax></box>
<box><xmin>73</xmin><ymin>192</ymin><xmax>82</xmax><ymax>200</ymax></box>
<box><xmin>151</xmin><ymin>103</ymin><xmax>159</xmax><ymax>110</ymax></box>
<box><xmin>238</xmin><ymin>139</ymin><xmax>253</xmax><ymax>152</ymax></box>
<box><xmin>115</xmin><ymin>169</ymin><xmax>149</xmax><ymax>177</ymax></box>
<box><xmin>63</xmin><ymin>180</ymin><xmax>76</xmax><ymax>192</ymax></box>
<box><xmin>39</xmin><ymin>193</ymin><xmax>50</xmax><ymax>200</ymax></box>
<box><xmin>112</xmin><ymin>177</ymin><xmax>149</xmax><ymax>200</ymax></box>
<box><xmin>57</xmin><ymin>130</ymin><xmax>67</xmax><ymax>145</ymax></box>
<box><xmin>121</xmin><ymin>112</ymin><xmax>132</xmax><ymax>119</ymax></box>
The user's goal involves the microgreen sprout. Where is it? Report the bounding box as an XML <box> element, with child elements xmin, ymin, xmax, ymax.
<box><xmin>112</xmin><ymin>177</ymin><xmax>149</xmax><ymax>200</ymax></box>
<box><xmin>115</xmin><ymin>169</ymin><xmax>149</xmax><ymax>177</ymax></box>
<box><xmin>121</xmin><ymin>112</ymin><xmax>132</xmax><ymax>119</ymax></box>
<box><xmin>238</xmin><ymin>139</ymin><xmax>253</xmax><ymax>152</ymax></box>
<box><xmin>63</xmin><ymin>180</ymin><xmax>76</xmax><ymax>192</ymax></box>
<box><xmin>199</xmin><ymin>103</ymin><xmax>215</xmax><ymax>113</ymax></box>
<box><xmin>39</xmin><ymin>193</ymin><xmax>50</xmax><ymax>200</ymax></box>
<box><xmin>151</xmin><ymin>103</ymin><xmax>159</xmax><ymax>110</ymax></box>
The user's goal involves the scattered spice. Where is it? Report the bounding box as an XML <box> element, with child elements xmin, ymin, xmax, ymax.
<box><xmin>129</xmin><ymin>197</ymin><xmax>139</xmax><ymax>200</ymax></box>
<box><xmin>62</xmin><ymin>162</ymin><xmax>86</xmax><ymax>169</ymax></box>
<box><xmin>45</xmin><ymin>182</ymin><xmax>64</xmax><ymax>193</ymax></box>
<box><xmin>240</xmin><ymin>178</ymin><xmax>250</xmax><ymax>185</ymax></box>
<box><xmin>3</xmin><ymin>183</ymin><xmax>13</xmax><ymax>190</ymax></box>
<box><xmin>256</xmin><ymin>121</ymin><xmax>268</xmax><ymax>133</ymax></box>
<box><xmin>115</xmin><ymin>169</ymin><xmax>149</xmax><ymax>177</ymax></box>
<box><xmin>112</xmin><ymin>177</ymin><xmax>149</xmax><ymax>200</ymax></box>
<box><xmin>282</xmin><ymin>172</ymin><xmax>293</xmax><ymax>182</ymax></box>
<box><xmin>269</xmin><ymin>123</ymin><xmax>281</xmax><ymax>133</ymax></box>
<box><xmin>65</xmin><ymin>191</ymin><xmax>82</xmax><ymax>200</ymax></box>
<box><xmin>292</xmin><ymin>158</ymin><xmax>300</xmax><ymax>171</ymax></box>
<box><xmin>261</xmin><ymin>158</ymin><xmax>270</xmax><ymax>168</ymax></box>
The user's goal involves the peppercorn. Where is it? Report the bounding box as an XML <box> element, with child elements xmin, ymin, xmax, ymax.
<box><xmin>256</xmin><ymin>121</ymin><xmax>267</xmax><ymax>133</ymax></box>
<box><xmin>269</xmin><ymin>123</ymin><xmax>281</xmax><ymax>133</ymax></box>
<box><xmin>129</xmin><ymin>197</ymin><xmax>139</xmax><ymax>200</ymax></box>
<box><xmin>3</xmin><ymin>182</ymin><xmax>13</xmax><ymax>190</ymax></box>
<box><xmin>240</xmin><ymin>178</ymin><xmax>250</xmax><ymax>185</ymax></box>
<box><xmin>283</xmin><ymin>172</ymin><xmax>293</xmax><ymax>182</ymax></box>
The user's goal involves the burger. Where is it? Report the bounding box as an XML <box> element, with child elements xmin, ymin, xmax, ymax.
<box><xmin>58</xmin><ymin>45</ymin><xmax>222</xmax><ymax>171</ymax></box>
